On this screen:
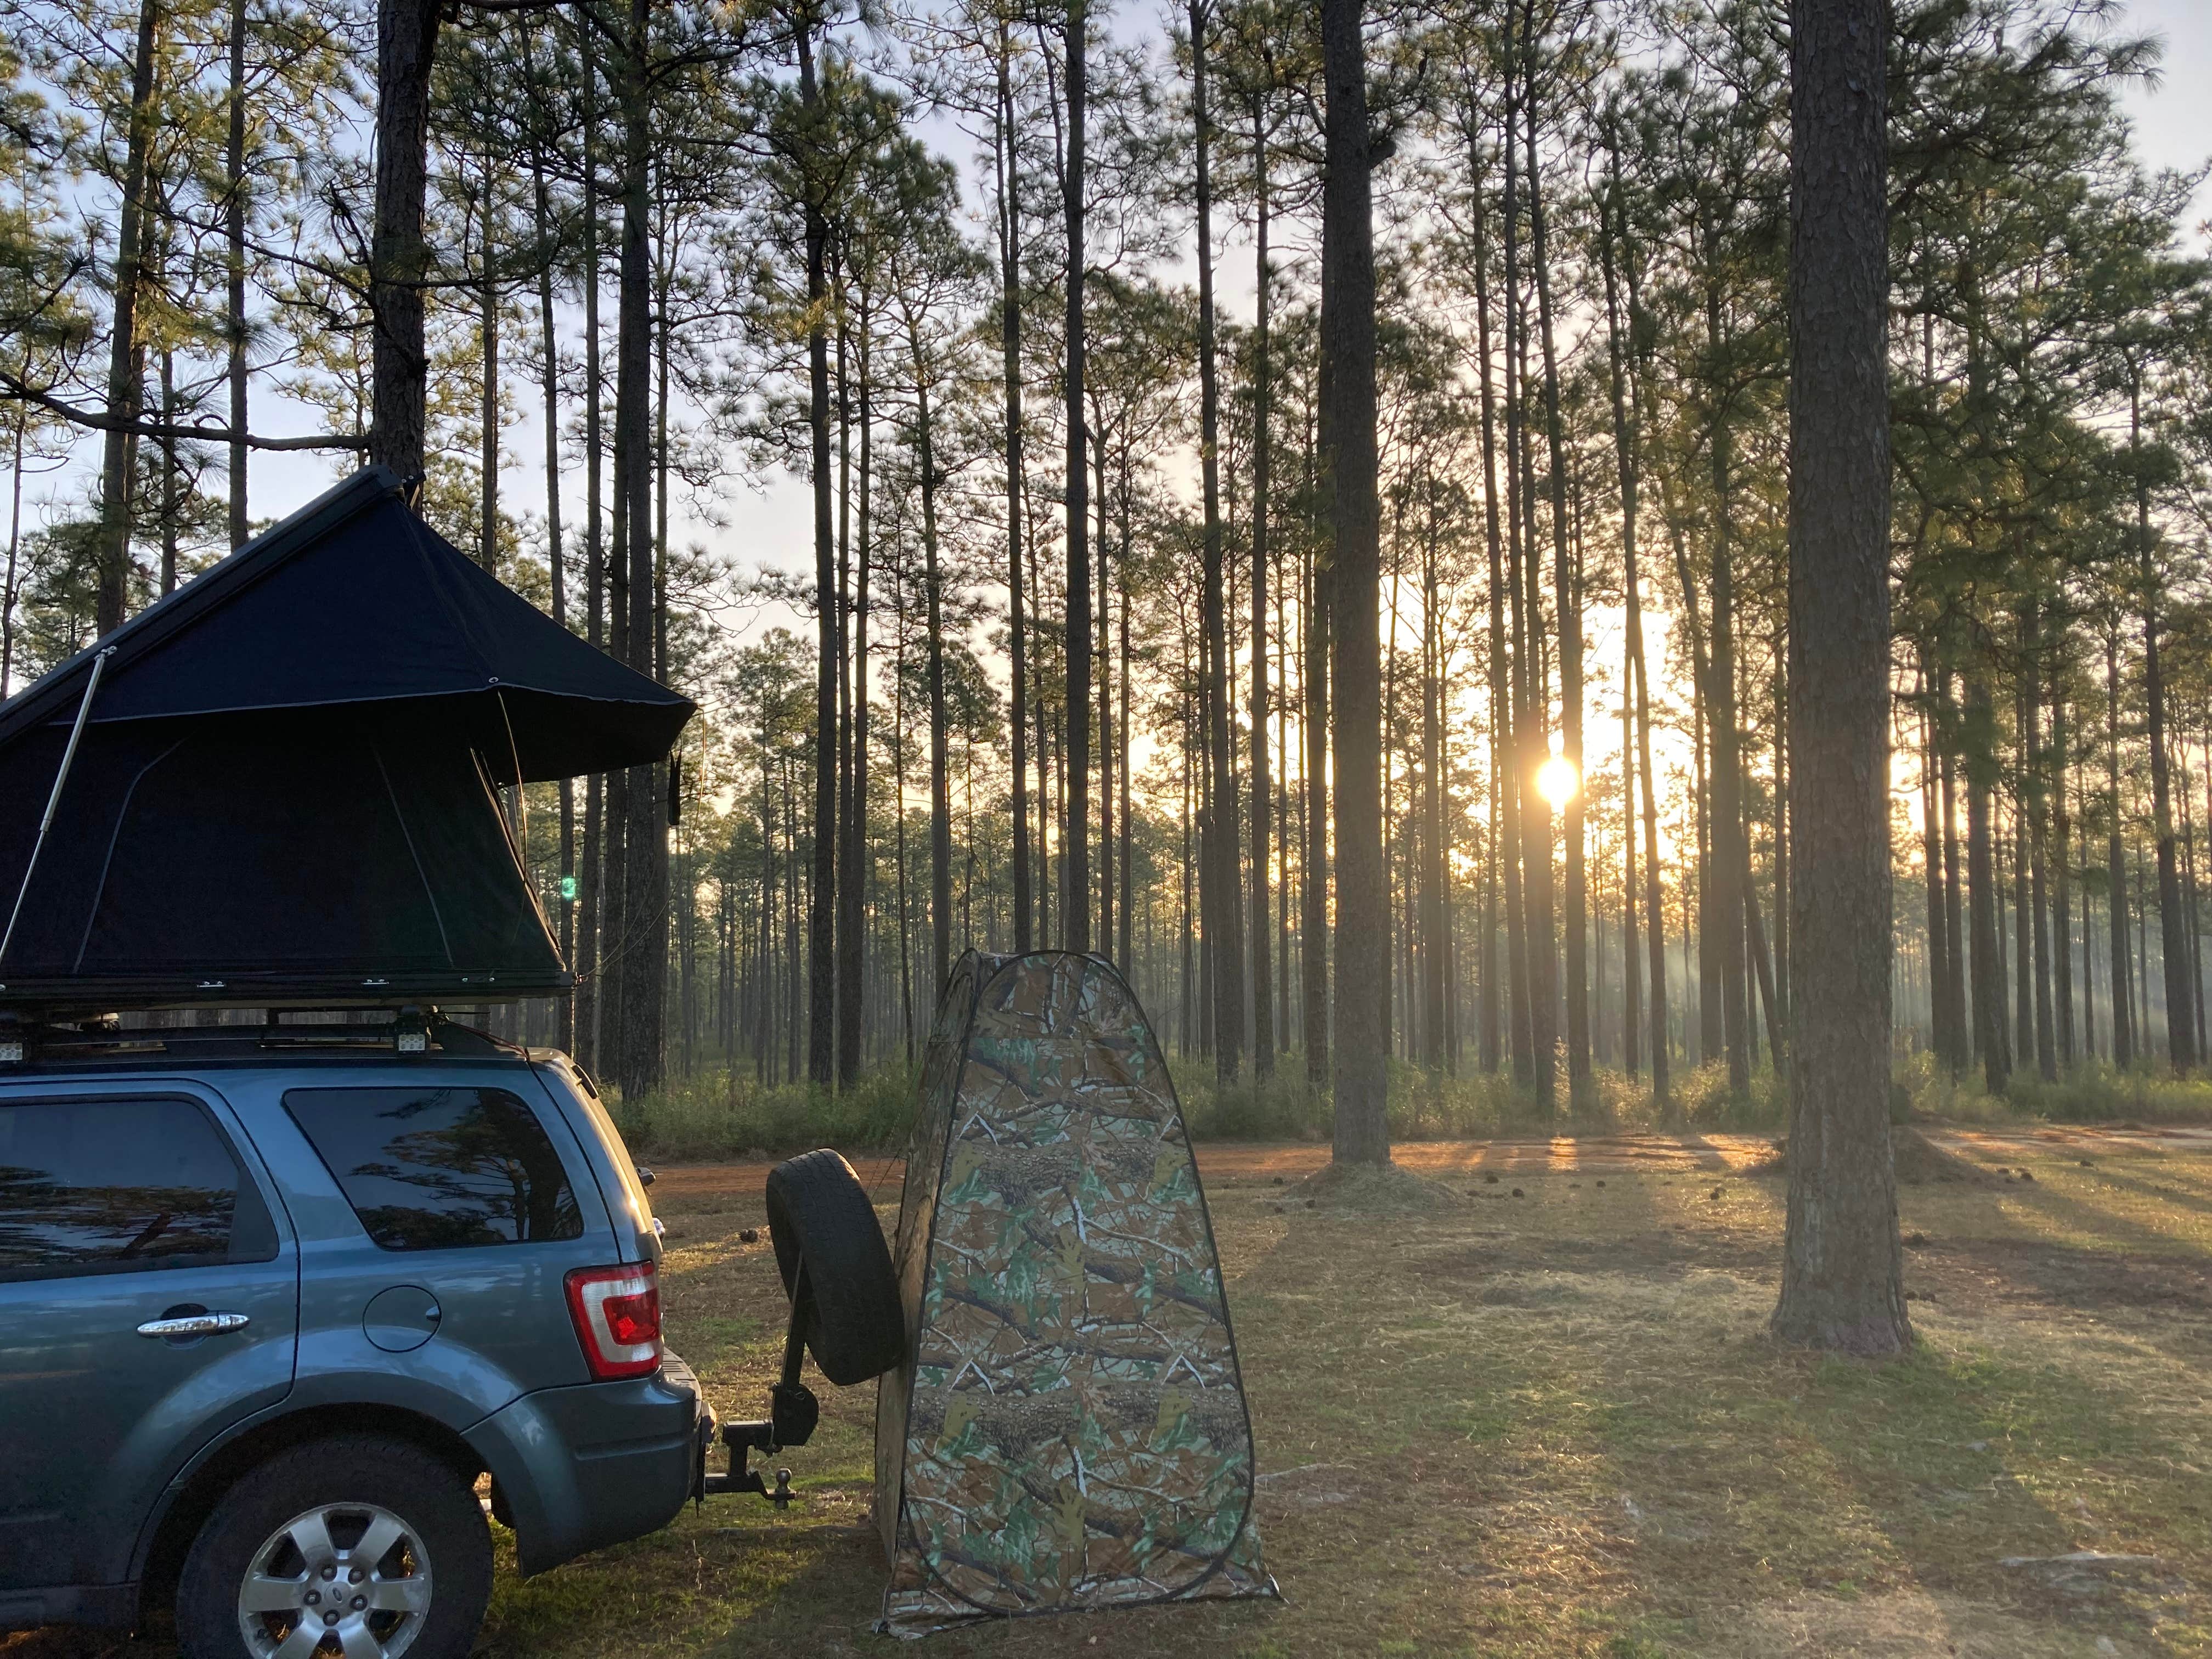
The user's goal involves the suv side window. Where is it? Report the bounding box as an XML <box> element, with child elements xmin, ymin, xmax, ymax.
<box><xmin>284</xmin><ymin>1086</ymin><xmax>583</xmax><ymax>1251</ymax></box>
<box><xmin>0</xmin><ymin>1097</ymin><xmax>278</xmax><ymax>1282</ymax></box>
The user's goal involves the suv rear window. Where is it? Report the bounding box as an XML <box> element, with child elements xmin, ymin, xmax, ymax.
<box><xmin>0</xmin><ymin>1097</ymin><xmax>278</xmax><ymax>1282</ymax></box>
<box><xmin>285</xmin><ymin>1087</ymin><xmax>583</xmax><ymax>1251</ymax></box>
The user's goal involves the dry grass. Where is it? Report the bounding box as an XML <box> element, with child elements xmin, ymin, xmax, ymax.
<box><xmin>12</xmin><ymin>1132</ymin><xmax>2212</xmax><ymax>1658</ymax></box>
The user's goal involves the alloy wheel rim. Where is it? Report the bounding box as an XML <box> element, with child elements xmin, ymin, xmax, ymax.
<box><xmin>235</xmin><ymin>1500</ymin><xmax>433</xmax><ymax>1659</ymax></box>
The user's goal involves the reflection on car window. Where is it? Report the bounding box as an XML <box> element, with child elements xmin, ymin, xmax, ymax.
<box><xmin>0</xmin><ymin>1099</ymin><xmax>255</xmax><ymax>1281</ymax></box>
<box><xmin>285</xmin><ymin>1087</ymin><xmax>582</xmax><ymax>1251</ymax></box>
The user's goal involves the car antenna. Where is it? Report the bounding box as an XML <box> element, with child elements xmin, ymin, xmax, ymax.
<box><xmin>0</xmin><ymin>644</ymin><xmax>116</xmax><ymax>970</ymax></box>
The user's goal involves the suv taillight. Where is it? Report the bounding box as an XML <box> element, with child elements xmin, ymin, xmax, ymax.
<box><xmin>564</xmin><ymin>1262</ymin><xmax>662</xmax><ymax>1380</ymax></box>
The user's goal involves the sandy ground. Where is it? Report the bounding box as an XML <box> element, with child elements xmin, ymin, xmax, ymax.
<box><xmin>643</xmin><ymin>1121</ymin><xmax>2212</xmax><ymax>1204</ymax></box>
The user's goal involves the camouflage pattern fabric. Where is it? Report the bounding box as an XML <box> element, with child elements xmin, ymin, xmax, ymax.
<box><xmin>875</xmin><ymin>951</ymin><xmax>1273</xmax><ymax>1637</ymax></box>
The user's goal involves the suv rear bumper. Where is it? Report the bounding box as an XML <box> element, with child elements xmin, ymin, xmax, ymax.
<box><xmin>467</xmin><ymin>1348</ymin><xmax>708</xmax><ymax>1577</ymax></box>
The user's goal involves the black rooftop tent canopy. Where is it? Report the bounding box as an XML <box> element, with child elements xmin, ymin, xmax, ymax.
<box><xmin>0</xmin><ymin>466</ymin><xmax>692</xmax><ymax>1014</ymax></box>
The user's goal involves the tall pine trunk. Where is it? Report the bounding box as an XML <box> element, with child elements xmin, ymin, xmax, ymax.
<box><xmin>918</xmin><ymin>354</ymin><xmax>951</xmax><ymax>994</ymax></box>
<box><xmin>2138</xmin><ymin>430</ymin><xmax>2194</xmax><ymax>1069</ymax></box>
<box><xmin>1469</xmin><ymin>125</ymin><xmax>1515</xmax><ymax>1080</ymax></box>
<box><xmin>1301</xmin><ymin>512</ymin><xmax>1330</xmax><ymax>1085</ymax></box>
<box><xmin>837</xmin><ymin>292</ymin><xmax>872</xmax><ymax>1083</ymax></box>
<box><xmin>1774</xmin><ymin>0</ymin><xmax>1909</xmax><ymax>1355</ymax></box>
<box><xmin>1499</xmin><ymin>10</ymin><xmax>1547</xmax><ymax>1100</ymax></box>
<box><xmin>1525</xmin><ymin>67</ymin><xmax>1586</xmax><ymax>1096</ymax></box>
<box><xmin>1420</xmin><ymin>509</ymin><xmax>1446</xmax><ymax>1070</ymax></box>
<box><xmin>1249</xmin><ymin>92</ymin><xmax>1274</xmax><ymax>1075</ymax></box>
<box><xmin>577</xmin><ymin>54</ymin><xmax>606</xmax><ymax>1074</ymax></box>
<box><xmin>614</xmin><ymin>0</ymin><xmax>666</xmax><ymax>1099</ymax></box>
<box><xmin>798</xmin><ymin>11</ymin><xmax>837</xmax><ymax>1084</ymax></box>
<box><xmin>998</xmin><ymin>31</ymin><xmax>1031</xmax><ymax>953</ymax></box>
<box><xmin>2053</xmin><ymin>687</ymin><xmax>2075</xmax><ymax>1068</ymax></box>
<box><xmin>95</xmin><ymin>0</ymin><xmax>161</xmax><ymax>634</ymax></box>
<box><xmin>1190</xmin><ymin>0</ymin><xmax>1239</xmax><ymax>1075</ymax></box>
<box><xmin>1969</xmin><ymin>675</ymin><xmax>2009</xmax><ymax>1092</ymax></box>
<box><xmin>2107</xmin><ymin>629</ymin><xmax>2134</xmax><ymax>1066</ymax></box>
<box><xmin>1062</xmin><ymin>0</ymin><xmax>1091</xmax><ymax>953</ymax></box>
<box><xmin>1321</xmin><ymin>0</ymin><xmax>1385</xmax><ymax>1164</ymax></box>
<box><xmin>532</xmin><ymin>127</ymin><xmax>574</xmax><ymax>1052</ymax></box>
<box><xmin>1704</xmin><ymin>269</ymin><xmax>1751</xmax><ymax>1097</ymax></box>
<box><xmin>1598</xmin><ymin>160</ymin><xmax>1669</xmax><ymax>1108</ymax></box>
<box><xmin>369</xmin><ymin>0</ymin><xmax>439</xmax><ymax>480</ymax></box>
<box><xmin>225</xmin><ymin>0</ymin><xmax>247</xmax><ymax>546</ymax></box>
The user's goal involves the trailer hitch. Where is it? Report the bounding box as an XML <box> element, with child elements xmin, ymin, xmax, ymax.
<box><xmin>702</xmin><ymin>1265</ymin><xmax>819</xmax><ymax>1510</ymax></box>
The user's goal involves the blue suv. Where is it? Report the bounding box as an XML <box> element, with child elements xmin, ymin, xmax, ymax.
<box><xmin>0</xmin><ymin>1015</ymin><xmax>898</xmax><ymax>1658</ymax></box>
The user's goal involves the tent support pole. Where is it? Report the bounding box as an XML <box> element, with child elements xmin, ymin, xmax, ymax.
<box><xmin>0</xmin><ymin>646</ymin><xmax>115</xmax><ymax>970</ymax></box>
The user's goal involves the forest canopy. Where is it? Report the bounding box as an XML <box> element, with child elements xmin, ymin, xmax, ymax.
<box><xmin>0</xmin><ymin>0</ymin><xmax>2205</xmax><ymax>1158</ymax></box>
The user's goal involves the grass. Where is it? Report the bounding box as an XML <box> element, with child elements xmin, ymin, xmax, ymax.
<box><xmin>608</xmin><ymin>1061</ymin><xmax>922</xmax><ymax>1161</ymax></box>
<box><xmin>608</xmin><ymin>1032</ymin><xmax>2212</xmax><ymax>1165</ymax></box>
<box><xmin>1898</xmin><ymin>1048</ymin><xmax>2212</xmax><ymax>1126</ymax></box>
<box><xmin>17</xmin><ymin>1130</ymin><xmax>2212</xmax><ymax>1658</ymax></box>
<box><xmin>616</xmin><ymin>1053</ymin><xmax>1797</xmax><ymax>1161</ymax></box>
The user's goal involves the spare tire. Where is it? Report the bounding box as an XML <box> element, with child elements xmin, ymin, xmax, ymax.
<box><xmin>764</xmin><ymin>1149</ymin><xmax>904</xmax><ymax>1385</ymax></box>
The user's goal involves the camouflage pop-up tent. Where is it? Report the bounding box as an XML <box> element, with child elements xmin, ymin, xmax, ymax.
<box><xmin>874</xmin><ymin>951</ymin><xmax>1273</xmax><ymax>1637</ymax></box>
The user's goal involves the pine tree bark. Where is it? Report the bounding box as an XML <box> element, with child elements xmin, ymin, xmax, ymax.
<box><xmin>837</xmin><ymin>293</ymin><xmax>872</xmax><ymax>1084</ymax></box>
<box><xmin>1301</xmin><ymin>516</ymin><xmax>1330</xmax><ymax>1085</ymax></box>
<box><xmin>478</xmin><ymin>165</ymin><xmax>499</xmax><ymax>576</ymax></box>
<box><xmin>532</xmin><ymin>126</ymin><xmax>573</xmax><ymax>1052</ymax></box>
<box><xmin>1249</xmin><ymin>93</ymin><xmax>1274</xmax><ymax>1075</ymax></box>
<box><xmin>95</xmin><ymin>0</ymin><xmax>161</xmax><ymax>634</ymax></box>
<box><xmin>1918</xmin><ymin>681</ymin><xmax>1949</xmax><ymax>1063</ymax></box>
<box><xmin>1062</xmin><ymin>0</ymin><xmax>1091</xmax><ymax>954</ymax></box>
<box><xmin>615</xmin><ymin>0</ymin><xmax>667</xmax><ymax>1101</ymax></box>
<box><xmin>1704</xmin><ymin>270</ymin><xmax>1751</xmax><ymax>1098</ymax></box>
<box><xmin>1773</xmin><ymin>0</ymin><xmax>1910</xmax><ymax>1355</ymax></box>
<box><xmin>369</xmin><ymin>0</ymin><xmax>439</xmax><ymax>482</ymax></box>
<box><xmin>1420</xmin><ymin>503</ymin><xmax>1446</xmax><ymax>1070</ymax></box>
<box><xmin>2107</xmin><ymin>629</ymin><xmax>2134</xmax><ymax>1066</ymax></box>
<box><xmin>998</xmin><ymin>30</ymin><xmax>1031</xmax><ymax>953</ymax></box>
<box><xmin>1468</xmin><ymin>120</ymin><xmax>1514</xmax><ymax>1080</ymax></box>
<box><xmin>797</xmin><ymin>9</ymin><xmax>837</xmax><ymax>1084</ymax></box>
<box><xmin>2024</xmin><ymin>623</ymin><xmax>2056</xmax><ymax>1080</ymax></box>
<box><xmin>1190</xmin><ymin>0</ymin><xmax>1239</xmax><ymax>1073</ymax></box>
<box><xmin>1096</xmin><ymin>433</ymin><xmax>1113</xmax><ymax>958</ymax></box>
<box><xmin>1939</xmin><ymin>684</ymin><xmax>1968</xmax><ymax>1073</ymax></box>
<box><xmin>225</xmin><ymin>0</ymin><xmax>247</xmax><ymax>547</ymax></box>
<box><xmin>2053</xmin><ymin>688</ymin><xmax>2075</xmax><ymax>1068</ymax></box>
<box><xmin>1321</xmin><ymin>0</ymin><xmax>1385</xmax><ymax>1164</ymax></box>
<box><xmin>1499</xmin><ymin>9</ymin><xmax>1549</xmax><ymax>1101</ymax></box>
<box><xmin>1968</xmin><ymin>675</ymin><xmax>2008</xmax><ymax>1092</ymax></box>
<box><xmin>2144</xmin><ymin>585</ymin><xmax>2194</xmax><ymax>1071</ymax></box>
<box><xmin>1525</xmin><ymin>74</ymin><xmax>1587</xmax><ymax>1098</ymax></box>
<box><xmin>1598</xmin><ymin>159</ymin><xmax>1669</xmax><ymax>1109</ymax></box>
<box><xmin>575</xmin><ymin>57</ymin><xmax>606</xmax><ymax>1074</ymax></box>
<box><xmin>918</xmin><ymin>360</ymin><xmax>951</xmax><ymax>995</ymax></box>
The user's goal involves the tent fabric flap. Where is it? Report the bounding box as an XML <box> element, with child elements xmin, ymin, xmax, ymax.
<box><xmin>873</xmin><ymin>951</ymin><xmax>1273</xmax><ymax>1638</ymax></box>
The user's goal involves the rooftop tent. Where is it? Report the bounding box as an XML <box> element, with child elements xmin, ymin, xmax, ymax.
<box><xmin>874</xmin><ymin>951</ymin><xmax>1273</xmax><ymax>1638</ymax></box>
<box><xmin>0</xmin><ymin>466</ymin><xmax>692</xmax><ymax>1013</ymax></box>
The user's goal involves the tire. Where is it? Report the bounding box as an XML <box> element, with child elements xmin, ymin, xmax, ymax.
<box><xmin>765</xmin><ymin>1148</ymin><xmax>904</xmax><ymax>1385</ymax></box>
<box><xmin>175</xmin><ymin>1434</ymin><xmax>492</xmax><ymax>1659</ymax></box>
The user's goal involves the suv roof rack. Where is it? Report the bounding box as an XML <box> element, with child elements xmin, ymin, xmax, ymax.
<box><xmin>0</xmin><ymin>1007</ymin><xmax>524</xmax><ymax>1068</ymax></box>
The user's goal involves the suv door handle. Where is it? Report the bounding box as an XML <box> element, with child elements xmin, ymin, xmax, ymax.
<box><xmin>137</xmin><ymin>1312</ymin><xmax>251</xmax><ymax>1338</ymax></box>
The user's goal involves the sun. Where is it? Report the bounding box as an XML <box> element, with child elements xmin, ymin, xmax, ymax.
<box><xmin>1536</xmin><ymin>754</ymin><xmax>1579</xmax><ymax>810</ymax></box>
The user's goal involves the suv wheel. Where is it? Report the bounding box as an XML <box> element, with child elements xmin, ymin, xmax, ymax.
<box><xmin>176</xmin><ymin>1435</ymin><xmax>492</xmax><ymax>1659</ymax></box>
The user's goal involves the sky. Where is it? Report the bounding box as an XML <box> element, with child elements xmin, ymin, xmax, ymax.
<box><xmin>292</xmin><ymin>0</ymin><xmax>2212</xmax><ymax>587</ymax></box>
<box><xmin>8</xmin><ymin>0</ymin><xmax>2210</xmax><ymax>732</ymax></box>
